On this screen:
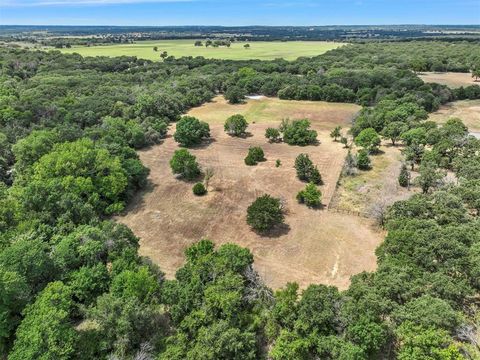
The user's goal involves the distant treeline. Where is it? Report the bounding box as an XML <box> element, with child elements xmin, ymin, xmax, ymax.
<box><xmin>1</xmin><ymin>24</ymin><xmax>480</xmax><ymax>46</ymax></box>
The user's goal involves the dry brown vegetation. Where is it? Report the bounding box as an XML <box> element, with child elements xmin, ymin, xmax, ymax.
<box><xmin>330</xmin><ymin>143</ymin><xmax>413</xmax><ymax>217</ymax></box>
<box><xmin>419</xmin><ymin>72</ymin><xmax>477</xmax><ymax>88</ymax></box>
<box><xmin>117</xmin><ymin>98</ymin><xmax>386</xmax><ymax>290</ymax></box>
<box><xmin>429</xmin><ymin>99</ymin><xmax>480</xmax><ymax>134</ymax></box>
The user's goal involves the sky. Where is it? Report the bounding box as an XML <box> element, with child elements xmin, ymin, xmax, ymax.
<box><xmin>0</xmin><ymin>0</ymin><xmax>479</xmax><ymax>26</ymax></box>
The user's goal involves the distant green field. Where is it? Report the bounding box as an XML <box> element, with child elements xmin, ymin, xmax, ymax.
<box><xmin>60</xmin><ymin>40</ymin><xmax>343</xmax><ymax>61</ymax></box>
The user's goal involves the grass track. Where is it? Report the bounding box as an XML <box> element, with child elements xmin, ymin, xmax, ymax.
<box><xmin>61</xmin><ymin>39</ymin><xmax>343</xmax><ymax>61</ymax></box>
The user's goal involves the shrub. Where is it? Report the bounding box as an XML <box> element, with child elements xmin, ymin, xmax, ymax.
<box><xmin>265</xmin><ymin>128</ymin><xmax>281</xmax><ymax>142</ymax></box>
<box><xmin>354</xmin><ymin>128</ymin><xmax>381</xmax><ymax>153</ymax></box>
<box><xmin>294</xmin><ymin>154</ymin><xmax>323</xmax><ymax>184</ymax></box>
<box><xmin>297</xmin><ymin>183</ymin><xmax>322</xmax><ymax>207</ymax></box>
<box><xmin>192</xmin><ymin>182</ymin><xmax>207</xmax><ymax>196</ymax></box>
<box><xmin>246</xmin><ymin>195</ymin><xmax>284</xmax><ymax>232</ymax></box>
<box><xmin>282</xmin><ymin>119</ymin><xmax>318</xmax><ymax>146</ymax></box>
<box><xmin>275</xmin><ymin>159</ymin><xmax>281</xmax><ymax>167</ymax></box>
<box><xmin>356</xmin><ymin>149</ymin><xmax>371</xmax><ymax>170</ymax></box>
<box><xmin>244</xmin><ymin>154</ymin><xmax>257</xmax><ymax>166</ymax></box>
<box><xmin>170</xmin><ymin>149</ymin><xmax>201</xmax><ymax>180</ymax></box>
<box><xmin>398</xmin><ymin>163</ymin><xmax>410</xmax><ymax>187</ymax></box>
<box><xmin>224</xmin><ymin>114</ymin><xmax>248</xmax><ymax>136</ymax></box>
<box><xmin>244</xmin><ymin>146</ymin><xmax>265</xmax><ymax>166</ymax></box>
<box><xmin>173</xmin><ymin>116</ymin><xmax>210</xmax><ymax>147</ymax></box>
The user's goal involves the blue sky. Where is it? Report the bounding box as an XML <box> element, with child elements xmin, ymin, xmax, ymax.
<box><xmin>1</xmin><ymin>0</ymin><xmax>479</xmax><ymax>26</ymax></box>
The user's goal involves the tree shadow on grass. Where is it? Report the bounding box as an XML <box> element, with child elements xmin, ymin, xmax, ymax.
<box><xmin>186</xmin><ymin>137</ymin><xmax>217</xmax><ymax>149</ymax></box>
<box><xmin>255</xmin><ymin>223</ymin><xmax>291</xmax><ymax>238</ymax></box>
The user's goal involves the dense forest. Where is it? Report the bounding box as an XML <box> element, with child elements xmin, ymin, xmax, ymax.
<box><xmin>1</xmin><ymin>41</ymin><xmax>480</xmax><ymax>359</ymax></box>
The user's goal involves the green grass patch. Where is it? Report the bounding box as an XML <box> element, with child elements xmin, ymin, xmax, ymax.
<box><xmin>61</xmin><ymin>40</ymin><xmax>343</xmax><ymax>61</ymax></box>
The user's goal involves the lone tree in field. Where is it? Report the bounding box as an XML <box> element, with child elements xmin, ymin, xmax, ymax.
<box><xmin>382</xmin><ymin>121</ymin><xmax>408</xmax><ymax>146</ymax></box>
<box><xmin>294</xmin><ymin>153</ymin><xmax>322</xmax><ymax>184</ymax></box>
<box><xmin>340</xmin><ymin>136</ymin><xmax>349</xmax><ymax>148</ymax></box>
<box><xmin>282</xmin><ymin>119</ymin><xmax>318</xmax><ymax>146</ymax></box>
<box><xmin>330</xmin><ymin>126</ymin><xmax>342</xmax><ymax>142</ymax></box>
<box><xmin>224</xmin><ymin>114</ymin><xmax>248</xmax><ymax>136</ymax></box>
<box><xmin>170</xmin><ymin>149</ymin><xmax>201</xmax><ymax>180</ymax></box>
<box><xmin>153</xmin><ymin>46</ymin><xmax>158</xmax><ymax>52</ymax></box>
<box><xmin>173</xmin><ymin>116</ymin><xmax>210</xmax><ymax>147</ymax></box>
<box><xmin>355</xmin><ymin>128</ymin><xmax>381</xmax><ymax>153</ymax></box>
<box><xmin>245</xmin><ymin>146</ymin><xmax>265</xmax><ymax>166</ymax></box>
<box><xmin>356</xmin><ymin>149</ymin><xmax>371</xmax><ymax>170</ymax></box>
<box><xmin>194</xmin><ymin>40</ymin><xmax>203</xmax><ymax>47</ymax></box>
<box><xmin>246</xmin><ymin>195</ymin><xmax>284</xmax><ymax>232</ymax></box>
<box><xmin>398</xmin><ymin>163</ymin><xmax>410</xmax><ymax>188</ymax></box>
<box><xmin>244</xmin><ymin>44</ymin><xmax>250</xmax><ymax>49</ymax></box>
<box><xmin>265</xmin><ymin>128</ymin><xmax>281</xmax><ymax>143</ymax></box>
<box><xmin>297</xmin><ymin>183</ymin><xmax>322</xmax><ymax>208</ymax></box>
<box><xmin>160</xmin><ymin>51</ymin><xmax>168</xmax><ymax>60</ymax></box>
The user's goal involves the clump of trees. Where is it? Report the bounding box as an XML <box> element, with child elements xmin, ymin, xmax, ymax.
<box><xmin>225</xmin><ymin>86</ymin><xmax>246</xmax><ymax>104</ymax></box>
<box><xmin>354</xmin><ymin>128</ymin><xmax>381</xmax><ymax>153</ymax></box>
<box><xmin>224</xmin><ymin>114</ymin><xmax>248</xmax><ymax>136</ymax></box>
<box><xmin>281</xmin><ymin>119</ymin><xmax>318</xmax><ymax>146</ymax></box>
<box><xmin>244</xmin><ymin>146</ymin><xmax>265</xmax><ymax>166</ymax></box>
<box><xmin>297</xmin><ymin>183</ymin><xmax>322</xmax><ymax>207</ymax></box>
<box><xmin>174</xmin><ymin>116</ymin><xmax>210</xmax><ymax>147</ymax></box>
<box><xmin>246</xmin><ymin>195</ymin><xmax>284</xmax><ymax>232</ymax></box>
<box><xmin>294</xmin><ymin>153</ymin><xmax>322</xmax><ymax>184</ymax></box>
<box><xmin>170</xmin><ymin>149</ymin><xmax>201</xmax><ymax>180</ymax></box>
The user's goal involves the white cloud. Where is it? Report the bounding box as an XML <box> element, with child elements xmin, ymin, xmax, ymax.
<box><xmin>1</xmin><ymin>0</ymin><xmax>193</xmax><ymax>6</ymax></box>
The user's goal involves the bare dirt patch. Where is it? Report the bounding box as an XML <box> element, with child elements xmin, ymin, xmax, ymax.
<box><xmin>429</xmin><ymin>99</ymin><xmax>480</xmax><ymax>133</ymax></box>
<box><xmin>418</xmin><ymin>72</ymin><xmax>477</xmax><ymax>88</ymax></box>
<box><xmin>117</xmin><ymin>99</ymin><xmax>383</xmax><ymax>290</ymax></box>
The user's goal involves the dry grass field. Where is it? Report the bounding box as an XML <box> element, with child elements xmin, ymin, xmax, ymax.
<box><xmin>429</xmin><ymin>99</ymin><xmax>480</xmax><ymax>134</ymax></box>
<box><xmin>116</xmin><ymin>97</ymin><xmax>386</xmax><ymax>290</ymax></box>
<box><xmin>418</xmin><ymin>72</ymin><xmax>477</xmax><ymax>88</ymax></box>
<box><xmin>330</xmin><ymin>142</ymin><xmax>413</xmax><ymax>216</ymax></box>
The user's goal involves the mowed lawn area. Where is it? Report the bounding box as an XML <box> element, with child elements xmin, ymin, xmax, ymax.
<box><xmin>61</xmin><ymin>40</ymin><xmax>343</xmax><ymax>61</ymax></box>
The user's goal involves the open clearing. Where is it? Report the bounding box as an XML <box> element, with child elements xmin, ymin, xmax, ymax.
<box><xmin>116</xmin><ymin>98</ymin><xmax>385</xmax><ymax>290</ymax></box>
<box><xmin>418</xmin><ymin>72</ymin><xmax>477</xmax><ymax>88</ymax></box>
<box><xmin>188</xmin><ymin>95</ymin><xmax>360</xmax><ymax>129</ymax></box>
<box><xmin>330</xmin><ymin>142</ymin><xmax>413</xmax><ymax>216</ymax></box>
<box><xmin>429</xmin><ymin>99</ymin><xmax>480</xmax><ymax>134</ymax></box>
<box><xmin>60</xmin><ymin>40</ymin><xmax>343</xmax><ymax>61</ymax></box>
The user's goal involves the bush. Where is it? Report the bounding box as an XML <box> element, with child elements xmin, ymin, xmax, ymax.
<box><xmin>246</xmin><ymin>195</ymin><xmax>284</xmax><ymax>232</ymax></box>
<box><xmin>275</xmin><ymin>159</ymin><xmax>281</xmax><ymax>167</ymax></box>
<box><xmin>173</xmin><ymin>116</ymin><xmax>210</xmax><ymax>147</ymax></box>
<box><xmin>224</xmin><ymin>114</ymin><xmax>248</xmax><ymax>136</ymax></box>
<box><xmin>170</xmin><ymin>149</ymin><xmax>201</xmax><ymax>180</ymax></box>
<box><xmin>356</xmin><ymin>149</ymin><xmax>371</xmax><ymax>170</ymax></box>
<box><xmin>297</xmin><ymin>183</ymin><xmax>322</xmax><ymax>207</ymax></box>
<box><xmin>244</xmin><ymin>146</ymin><xmax>265</xmax><ymax>166</ymax></box>
<box><xmin>282</xmin><ymin>119</ymin><xmax>317</xmax><ymax>146</ymax></box>
<box><xmin>294</xmin><ymin>154</ymin><xmax>323</xmax><ymax>184</ymax></box>
<box><xmin>398</xmin><ymin>163</ymin><xmax>410</xmax><ymax>187</ymax></box>
<box><xmin>354</xmin><ymin>128</ymin><xmax>381</xmax><ymax>153</ymax></box>
<box><xmin>265</xmin><ymin>128</ymin><xmax>281</xmax><ymax>142</ymax></box>
<box><xmin>192</xmin><ymin>182</ymin><xmax>207</xmax><ymax>196</ymax></box>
